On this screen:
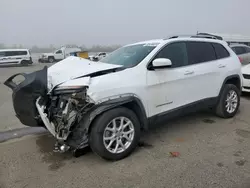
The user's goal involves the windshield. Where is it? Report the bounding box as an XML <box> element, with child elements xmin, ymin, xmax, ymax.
<box><xmin>100</xmin><ymin>43</ymin><xmax>158</xmax><ymax>67</ymax></box>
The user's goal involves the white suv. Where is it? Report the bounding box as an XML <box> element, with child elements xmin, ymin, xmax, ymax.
<box><xmin>5</xmin><ymin>34</ymin><xmax>242</xmax><ymax>161</ymax></box>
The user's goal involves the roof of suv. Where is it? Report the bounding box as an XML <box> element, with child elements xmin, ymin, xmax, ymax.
<box><xmin>127</xmin><ymin>37</ymin><xmax>228</xmax><ymax>47</ymax></box>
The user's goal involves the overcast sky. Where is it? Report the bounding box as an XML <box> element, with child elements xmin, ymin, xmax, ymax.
<box><xmin>0</xmin><ymin>0</ymin><xmax>249</xmax><ymax>47</ymax></box>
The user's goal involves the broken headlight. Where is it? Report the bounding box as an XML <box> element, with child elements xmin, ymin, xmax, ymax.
<box><xmin>53</xmin><ymin>85</ymin><xmax>87</xmax><ymax>95</ymax></box>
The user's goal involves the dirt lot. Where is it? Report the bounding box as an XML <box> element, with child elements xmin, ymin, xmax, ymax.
<box><xmin>0</xmin><ymin>63</ymin><xmax>250</xmax><ymax>188</ymax></box>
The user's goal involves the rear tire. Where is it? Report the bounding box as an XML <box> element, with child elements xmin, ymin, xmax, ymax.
<box><xmin>89</xmin><ymin>107</ymin><xmax>141</xmax><ymax>161</ymax></box>
<box><xmin>215</xmin><ymin>84</ymin><xmax>240</xmax><ymax>118</ymax></box>
<box><xmin>20</xmin><ymin>60</ymin><xmax>29</xmax><ymax>66</ymax></box>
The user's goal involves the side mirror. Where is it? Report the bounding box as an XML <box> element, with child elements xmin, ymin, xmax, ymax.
<box><xmin>151</xmin><ymin>58</ymin><xmax>172</xmax><ymax>69</ymax></box>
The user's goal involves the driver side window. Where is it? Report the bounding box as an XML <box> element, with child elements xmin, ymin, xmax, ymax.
<box><xmin>155</xmin><ymin>42</ymin><xmax>188</xmax><ymax>68</ymax></box>
<box><xmin>56</xmin><ymin>50</ymin><xmax>62</xmax><ymax>54</ymax></box>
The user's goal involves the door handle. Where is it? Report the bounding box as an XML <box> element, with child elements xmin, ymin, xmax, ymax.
<box><xmin>184</xmin><ymin>71</ymin><xmax>194</xmax><ymax>75</ymax></box>
<box><xmin>218</xmin><ymin>64</ymin><xmax>226</xmax><ymax>68</ymax></box>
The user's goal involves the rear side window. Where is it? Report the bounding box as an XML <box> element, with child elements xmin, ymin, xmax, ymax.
<box><xmin>212</xmin><ymin>43</ymin><xmax>230</xmax><ymax>59</ymax></box>
<box><xmin>186</xmin><ymin>42</ymin><xmax>216</xmax><ymax>65</ymax></box>
<box><xmin>17</xmin><ymin>51</ymin><xmax>28</xmax><ymax>55</ymax></box>
<box><xmin>56</xmin><ymin>50</ymin><xmax>62</xmax><ymax>54</ymax></box>
<box><xmin>232</xmin><ymin>47</ymin><xmax>246</xmax><ymax>55</ymax></box>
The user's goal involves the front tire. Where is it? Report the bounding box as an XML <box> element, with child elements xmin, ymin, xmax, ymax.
<box><xmin>215</xmin><ymin>84</ymin><xmax>240</xmax><ymax>118</ymax></box>
<box><xmin>89</xmin><ymin>107</ymin><xmax>141</xmax><ymax>161</ymax></box>
<box><xmin>48</xmin><ymin>57</ymin><xmax>55</xmax><ymax>63</ymax></box>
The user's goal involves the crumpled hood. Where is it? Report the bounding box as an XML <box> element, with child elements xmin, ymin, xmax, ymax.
<box><xmin>241</xmin><ymin>64</ymin><xmax>250</xmax><ymax>74</ymax></box>
<box><xmin>48</xmin><ymin>56</ymin><xmax>122</xmax><ymax>90</ymax></box>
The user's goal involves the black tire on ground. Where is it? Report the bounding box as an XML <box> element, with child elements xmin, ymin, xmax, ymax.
<box><xmin>48</xmin><ymin>57</ymin><xmax>54</xmax><ymax>63</ymax></box>
<box><xmin>20</xmin><ymin>60</ymin><xmax>29</xmax><ymax>66</ymax></box>
<box><xmin>89</xmin><ymin>107</ymin><xmax>141</xmax><ymax>161</ymax></box>
<box><xmin>215</xmin><ymin>84</ymin><xmax>240</xmax><ymax>118</ymax></box>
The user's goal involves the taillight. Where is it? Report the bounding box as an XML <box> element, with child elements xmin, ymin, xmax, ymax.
<box><xmin>239</xmin><ymin>56</ymin><xmax>243</xmax><ymax>63</ymax></box>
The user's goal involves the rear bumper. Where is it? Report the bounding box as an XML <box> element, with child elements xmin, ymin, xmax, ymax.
<box><xmin>242</xmin><ymin>77</ymin><xmax>250</xmax><ymax>92</ymax></box>
<box><xmin>4</xmin><ymin>67</ymin><xmax>48</xmax><ymax>127</ymax></box>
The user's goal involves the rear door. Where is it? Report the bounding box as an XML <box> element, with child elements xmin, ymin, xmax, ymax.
<box><xmin>185</xmin><ymin>41</ymin><xmax>221</xmax><ymax>100</ymax></box>
<box><xmin>211</xmin><ymin>43</ymin><xmax>231</xmax><ymax>95</ymax></box>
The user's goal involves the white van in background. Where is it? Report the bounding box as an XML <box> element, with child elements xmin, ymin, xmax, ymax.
<box><xmin>0</xmin><ymin>49</ymin><xmax>33</xmax><ymax>66</ymax></box>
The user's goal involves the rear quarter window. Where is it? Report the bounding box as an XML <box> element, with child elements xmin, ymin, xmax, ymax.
<box><xmin>212</xmin><ymin>43</ymin><xmax>230</xmax><ymax>59</ymax></box>
<box><xmin>186</xmin><ymin>41</ymin><xmax>216</xmax><ymax>65</ymax></box>
<box><xmin>245</xmin><ymin>47</ymin><xmax>250</xmax><ymax>53</ymax></box>
<box><xmin>17</xmin><ymin>51</ymin><xmax>28</xmax><ymax>55</ymax></box>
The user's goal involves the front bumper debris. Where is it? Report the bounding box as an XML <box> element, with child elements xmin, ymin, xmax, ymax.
<box><xmin>35</xmin><ymin>97</ymin><xmax>56</xmax><ymax>137</ymax></box>
<box><xmin>4</xmin><ymin>66</ymin><xmax>48</xmax><ymax>127</ymax></box>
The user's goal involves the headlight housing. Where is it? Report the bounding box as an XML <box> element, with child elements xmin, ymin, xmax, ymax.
<box><xmin>53</xmin><ymin>85</ymin><xmax>87</xmax><ymax>95</ymax></box>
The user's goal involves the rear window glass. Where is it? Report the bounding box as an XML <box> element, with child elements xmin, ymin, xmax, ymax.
<box><xmin>212</xmin><ymin>43</ymin><xmax>230</xmax><ymax>59</ymax></box>
<box><xmin>232</xmin><ymin>47</ymin><xmax>246</xmax><ymax>55</ymax></box>
<box><xmin>186</xmin><ymin>42</ymin><xmax>216</xmax><ymax>65</ymax></box>
<box><xmin>245</xmin><ymin>47</ymin><xmax>250</xmax><ymax>53</ymax></box>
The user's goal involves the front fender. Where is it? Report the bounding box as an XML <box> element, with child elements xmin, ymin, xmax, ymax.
<box><xmin>66</xmin><ymin>95</ymin><xmax>148</xmax><ymax>149</ymax></box>
<box><xmin>78</xmin><ymin>95</ymin><xmax>147</xmax><ymax>131</ymax></box>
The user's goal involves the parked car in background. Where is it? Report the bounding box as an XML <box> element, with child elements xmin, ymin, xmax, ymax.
<box><xmin>38</xmin><ymin>46</ymin><xmax>81</xmax><ymax>63</ymax></box>
<box><xmin>89</xmin><ymin>52</ymin><xmax>107</xmax><ymax>61</ymax></box>
<box><xmin>5</xmin><ymin>34</ymin><xmax>242</xmax><ymax>161</ymax></box>
<box><xmin>230</xmin><ymin>44</ymin><xmax>250</xmax><ymax>65</ymax></box>
<box><xmin>0</xmin><ymin>49</ymin><xmax>33</xmax><ymax>66</ymax></box>
<box><xmin>241</xmin><ymin>63</ymin><xmax>250</xmax><ymax>92</ymax></box>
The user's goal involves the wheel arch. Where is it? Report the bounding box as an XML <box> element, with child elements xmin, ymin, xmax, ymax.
<box><xmin>48</xmin><ymin>56</ymin><xmax>55</xmax><ymax>60</ymax></box>
<box><xmin>218</xmin><ymin>74</ymin><xmax>242</xmax><ymax>98</ymax></box>
<box><xmin>80</xmin><ymin>95</ymin><xmax>148</xmax><ymax>134</ymax></box>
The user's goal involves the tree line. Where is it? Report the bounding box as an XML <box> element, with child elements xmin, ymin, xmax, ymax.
<box><xmin>0</xmin><ymin>43</ymin><xmax>121</xmax><ymax>53</ymax></box>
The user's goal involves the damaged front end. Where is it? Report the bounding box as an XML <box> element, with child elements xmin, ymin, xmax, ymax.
<box><xmin>36</xmin><ymin>85</ymin><xmax>95</xmax><ymax>152</ymax></box>
<box><xmin>4</xmin><ymin>57</ymin><xmax>126</xmax><ymax>154</ymax></box>
<box><xmin>4</xmin><ymin>66</ymin><xmax>95</xmax><ymax>153</ymax></box>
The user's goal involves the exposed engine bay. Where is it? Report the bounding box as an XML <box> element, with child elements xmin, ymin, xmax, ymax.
<box><xmin>49</xmin><ymin>89</ymin><xmax>88</xmax><ymax>138</ymax></box>
<box><xmin>38</xmin><ymin>86</ymin><xmax>95</xmax><ymax>152</ymax></box>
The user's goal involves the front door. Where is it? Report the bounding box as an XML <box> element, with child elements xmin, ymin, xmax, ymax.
<box><xmin>146</xmin><ymin>42</ymin><xmax>196</xmax><ymax>117</ymax></box>
<box><xmin>54</xmin><ymin>50</ymin><xmax>64</xmax><ymax>60</ymax></box>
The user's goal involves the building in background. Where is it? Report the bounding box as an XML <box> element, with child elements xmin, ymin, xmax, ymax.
<box><xmin>203</xmin><ymin>32</ymin><xmax>250</xmax><ymax>46</ymax></box>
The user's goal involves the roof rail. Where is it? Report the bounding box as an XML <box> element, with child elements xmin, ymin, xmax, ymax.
<box><xmin>196</xmin><ymin>33</ymin><xmax>223</xmax><ymax>40</ymax></box>
<box><xmin>166</xmin><ymin>34</ymin><xmax>192</xmax><ymax>40</ymax></box>
<box><xmin>167</xmin><ymin>33</ymin><xmax>223</xmax><ymax>40</ymax></box>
